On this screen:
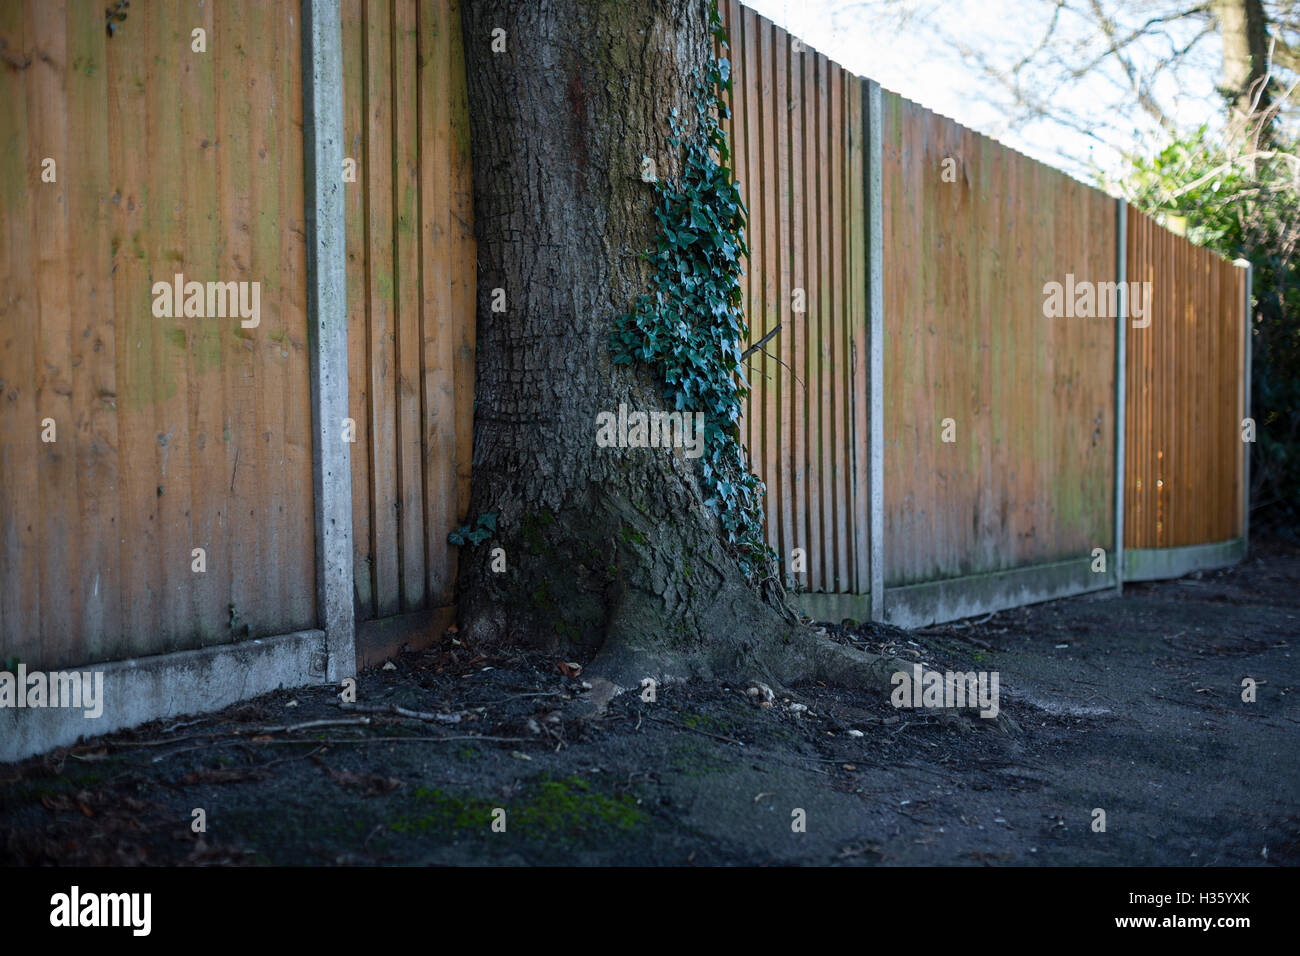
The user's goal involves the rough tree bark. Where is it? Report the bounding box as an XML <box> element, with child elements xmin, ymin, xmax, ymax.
<box><xmin>456</xmin><ymin>0</ymin><xmax>897</xmax><ymax>694</ymax></box>
<box><xmin>1216</xmin><ymin>0</ymin><xmax>1273</xmax><ymax>141</ymax></box>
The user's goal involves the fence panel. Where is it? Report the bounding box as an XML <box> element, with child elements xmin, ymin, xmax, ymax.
<box><xmin>1124</xmin><ymin>206</ymin><xmax>1245</xmax><ymax>551</ymax></box>
<box><xmin>0</xmin><ymin>1</ymin><xmax>316</xmax><ymax>671</ymax></box>
<box><xmin>341</xmin><ymin>0</ymin><xmax>475</xmax><ymax>633</ymax></box>
<box><xmin>720</xmin><ymin>0</ymin><xmax>868</xmax><ymax>595</ymax></box>
<box><xmin>879</xmin><ymin>92</ymin><xmax>1118</xmax><ymax>588</ymax></box>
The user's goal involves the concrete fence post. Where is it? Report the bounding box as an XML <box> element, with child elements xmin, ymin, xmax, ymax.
<box><xmin>1235</xmin><ymin>258</ymin><xmax>1253</xmax><ymax>552</ymax></box>
<box><xmin>1114</xmin><ymin>198</ymin><xmax>1127</xmax><ymax>592</ymax></box>
<box><xmin>302</xmin><ymin>0</ymin><xmax>355</xmax><ymax>682</ymax></box>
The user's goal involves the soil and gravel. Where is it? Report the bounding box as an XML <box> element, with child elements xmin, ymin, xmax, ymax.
<box><xmin>2</xmin><ymin>538</ymin><xmax>1297</xmax><ymax>866</ymax></box>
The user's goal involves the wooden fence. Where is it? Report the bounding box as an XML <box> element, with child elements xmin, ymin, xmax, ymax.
<box><xmin>1</xmin><ymin>0</ymin><xmax>317</xmax><ymax>671</ymax></box>
<box><xmin>0</xmin><ymin>0</ymin><xmax>1250</xmax><ymax>759</ymax></box>
<box><xmin>341</xmin><ymin>0</ymin><xmax>475</xmax><ymax>657</ymax></box>
<box><xmin>719</xmin><ymin>2</ymin><xmax>1249</xmax><ymax>624</ymax></box>
<box><xmin>880</xmin><ymin>90</ymin><xmax>1118</xmax><ymax>588</ymax></box>
<box><xmin>1124</xmin><ymin>205</ymin><xmax>1246</xmax><ymax>552</ymax></box>
<box><xmin>719</xmin><ymin>0</ymin><xmax>868</xmax><ymax>597</ymax></box>
<box><xmin>0</xmin><ymin>0</ymin><xmax>474</xmax><ymax>676</ymax></box>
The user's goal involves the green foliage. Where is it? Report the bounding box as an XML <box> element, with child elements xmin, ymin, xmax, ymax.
<box><xmin>447</xmin><ymin>512</ymin><xmax>497</xmax><ymax>547</ymax></box>
<box><xmin>610</xmin><ymin>3</ymin><xmax>774</xmax><ymax>579</ymax></box>
<box><xmin>105</xmin><ymin>1</ymin><xmax>129</xmax><ymax>38</ymax></box>
<box><xmin>1110</xmin><ymin>126</ymin><xmax>1300</xmax><ymax>526</ymax></box>
<box><xmin>227</xmin><ymin>603</ymin><xmax>250</xmax><ymax>637</ymax></box>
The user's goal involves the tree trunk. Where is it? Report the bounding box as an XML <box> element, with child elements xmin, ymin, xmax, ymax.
<box><xmin>1216</xmin><ymin>0</ymin><xmax>1272</xmax><ymax>144</ymax></box>
<box><xmin>454</xmin><ymin>0</ymin><xmax>899</xmax><ymax>694</ymax></box>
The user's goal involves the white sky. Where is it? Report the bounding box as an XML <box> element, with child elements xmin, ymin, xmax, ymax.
<box><xmin>743</xmin><ymin>0</ymin><xmax>1225</xmax><ymax>183</ymax></box>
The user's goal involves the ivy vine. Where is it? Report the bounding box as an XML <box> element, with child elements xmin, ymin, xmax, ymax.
<box><xmin>448</xmin><ymin>512</ymin><xmax>497</xmax><ymax>547</ymax></box>
<box><xmin>610</xmin><ymin>3</ymin><xmax>774</xmax><ymax>582</ymax></box>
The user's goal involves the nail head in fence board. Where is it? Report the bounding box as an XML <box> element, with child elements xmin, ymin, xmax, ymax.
<box><xmin>303</xmin><ymin>0</ymin><xmax>356</xmax><ymax>681</ymax></box>
<box><xmin>864</xmin><ymin>78</ymin><xmax>884</xmax><ymax>621</ymax></box>
<box><xmin>1115</xmin><ymin>198</ymin><xmax>1127</xmax><ymax>592</ymax></box>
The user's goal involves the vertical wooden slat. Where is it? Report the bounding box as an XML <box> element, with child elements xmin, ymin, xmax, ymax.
<box><xmin>393</xmin><ymin>0</ymin><xmax>425</xmax><ymax>611</ymax></box>
<box><xmin>364</xmin><ymin>0</ymin><xmax>400</xmax><ymax>618</ymax></box>
<box><xmin>342</xmin><ymin>0</ymin><xmax>374</xmax><ymax>618</ymax></box>
<box><xmin>741</xmin><ymin>6</ymin><xmax>761</xmax><ymax>478</ymax></box>
<box><xmin>106</xmin><ymin>0</ymin><xmax>159</xmax><ymax>656</ymax></box>
<box><xmin>813</xmin><ymin>52</ymin><xmax>834</xmax><ymax>589</ymax></box>
<box><xmin>214</xmin><ymin>0</ymin><xmax>256</xmax><ymax>641</ymax></box>
<box><xmin>66</xmin><ymin>1</ymin><xmax>123</xmax><ymax>661</ymax></box>
<box><xmin>757</xmin><ymin>18</ymin><xmax>781</xmax><ymax>574</ymax></box>
<box><xmin>0</xmin><ymin>1</ymin><xmax>41</xmax><ymax>663</ymax></box>
<box><xmin>419</xmin><ymin>0</ymin><xmax>457</xmax><ymax>607</ymax></box>
<box><xmin>773</xmin><ymin>23</ymin><xmax>792</xmax><ymax>575</ymax></box>
<box><xmin>27</xmin><ymin>0</ymin><xmax>78</xmax><ymax>666</ymax></box>
<box><xmin>281</xmin><ymin>0</ymin><xmax>316</xmax><ymax>630</ymax></box>
<box><xmin>787</xmin><ymin>27</ymin><xmax>807</xmax><ymax>591</ymax></box>
<box><xmin>798</xmin><ymin>35</ymin><xmax>821</xmax><ymax>590</ymax></box>
<box><xmin>847</xmin><ymin>73</ymin><xmax>868</xmax><ymax>594</ymax></box>
<box><xmin>181</xmin><ymin>0</ymin><xmax>225</xmax><ymax>646</ymax></box>
<box><xmin>245</xmin><ymin>0</ymin><xmax>281</xmax><ymax>637</ymax></box>
<box><xmin>829</xmin><ymin>62</ymin><xmax>848</xmax><ymax>590</ymax></box>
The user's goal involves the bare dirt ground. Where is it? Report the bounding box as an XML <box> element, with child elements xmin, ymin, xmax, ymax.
<box><xmin>3</xmin><ymin>538</ymin><xmax>1297</xmax><ymax>866</ymax></box>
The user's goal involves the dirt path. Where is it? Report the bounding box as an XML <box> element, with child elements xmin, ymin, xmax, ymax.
<box><xmin>3</xmin><ymin>540</ymin><xmax>1297</xmax><ymax>866</ymax></box>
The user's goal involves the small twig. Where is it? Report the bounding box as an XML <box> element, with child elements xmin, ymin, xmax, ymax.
<box><xmin>88</xmin><ymin>731</ymin><xmax>220</xmax><ymax>751</ymax></box>
<box><xmin>339</xmin><ymin>702</ymin><xmax>462</xmax><ymax>724</ymax></box>
<box><xmin>259</xmin><ymin>717</ymin><xmax>372</xmax><ymax>733</ymax></box>
<box><xmin>162</xmin><ymin>717</ymin><xmax>211</xmax><ymax>734</ymax></box>
<box><xmin>740</xmin><ymin>323</ymin><xmax>781</xmax><ymax>360</ymax></box>
<box><xmin>153</xmin><ymin>742</ymin><xmax>329</xmax><ymax>766</ymax></box>
<box><xmin>743</xmin><ymin>347</ymin><xmax>806</xmax><ymax>390</ymax></box>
